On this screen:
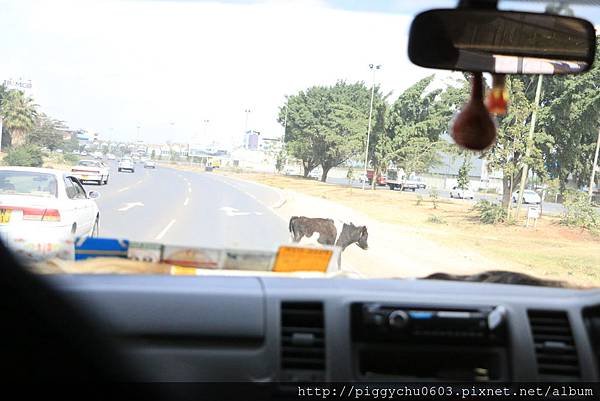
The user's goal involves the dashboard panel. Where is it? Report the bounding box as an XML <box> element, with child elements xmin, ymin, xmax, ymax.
<box><xmin>47</xmin><ymin>275</ymin><xmax>600</xmax><ymax>382</ymax></box>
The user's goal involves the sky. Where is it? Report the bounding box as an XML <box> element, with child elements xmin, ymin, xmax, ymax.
<box><xmin>1</xmin><ymin>0</ymin><xmax>599</xmax><ymax>148</ymax></box>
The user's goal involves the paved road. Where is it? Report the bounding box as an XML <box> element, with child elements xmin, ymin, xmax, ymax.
<box><xmin>83</xmin><ymin>161</ymin><xmax>289</xmax><ymax>251</ymax></box>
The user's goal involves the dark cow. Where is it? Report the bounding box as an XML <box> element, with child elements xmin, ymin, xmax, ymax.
<box><xmin>288</xmin><ymin>216</ymin><xmax>368</xmax><ymax>251</ymax></box>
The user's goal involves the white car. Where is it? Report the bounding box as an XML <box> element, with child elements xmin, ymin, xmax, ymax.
<box><xmin>308</xmin><ymin>169</ymin><xmax>322</xmax><ymax>179</ymax></box>
<box><xmin>106</xmin><ymin>154</ymin><xmax>116</xmax><ymax>160</ymax></box>
<box><xmin>118</xmin><ymin>158</ymin><xmax>135</xmax><ymax>173</ymax></box>
<box><xmin>71</xmin><ymin>160</ymin><xmax>110</xmax><ymax>185</ymax></box>
<box><xmin>144</xmin><ymin>160</ymin><xmax>157</xmax><ymax>169</ymax></box>
<box><xmin>450</xmin><ymin>186</ymin><xmax>475</xmax><ymax>199</ymax></box>
<box><xmin>512</xmin><ymin>189</ymin><xmax>542</xmax><ymax>204</ymax></box>
<box><xmin>0</xmin><ymin>167</ymin><xmax>100</xmax><ymax>238</ymax></box>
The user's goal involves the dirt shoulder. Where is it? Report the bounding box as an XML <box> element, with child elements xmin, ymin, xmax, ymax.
<box><xmin>213</xmin><ymin>170</ymin><xmax>600</xmax><ymax>287</ymax></box>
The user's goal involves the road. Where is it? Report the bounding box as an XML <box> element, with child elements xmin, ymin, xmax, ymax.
<box><xmin>83</xmin><ymin>161</ymin><xmax>289</xmax><ymax>251</ymax></box>
<box><xmin>326</xmin><ymin>176</ymin><xmax>566</xmax><ymax>215</ymax></box>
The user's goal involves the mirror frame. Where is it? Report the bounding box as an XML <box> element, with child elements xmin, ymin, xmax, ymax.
<box><xmin>408</xmin><ymin>8</ymin><xmax>597</xmax><ymax>74</ymax></box>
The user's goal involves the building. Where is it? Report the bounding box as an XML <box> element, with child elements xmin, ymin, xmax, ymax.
<box><xmin>259</xmin><ymin>137</ymin><xmax>283</xmax><ymax>154</ymax></box>
<box><xmin>243</xmin><ymin>130</ymin><xmax>260</xmax><ymax>150</ymax></box>
<box><xmin>424</xmin><ymin>153</ymin><xmax>503</xmax><ymax>192</ymax></box>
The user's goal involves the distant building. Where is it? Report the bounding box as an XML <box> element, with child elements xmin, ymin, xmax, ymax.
<box><xmin>259</xmin><ymin>137</ymin><xmax>283</xmax><ymax>154</ymax></box>
<box><xmin>425</xmin><ymin>153</ymin><xmax>503</xmax><ymax>192</ymax></box>
<box><xmin>243</xmin><ymin>130</ymin><xmax>260</xmax><ymax>150</ymax></box>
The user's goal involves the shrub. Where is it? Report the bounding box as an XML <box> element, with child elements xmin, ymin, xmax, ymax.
<box><xmin>3</xmin><ymin>145</ymin><xmax>44</xmax><ymax>167</ymax></box>
<box><xmin>561</xmin><ymin>190</ymin><xmax>600</xmax><ymax>232</ymax></box>
<box><xmin>63</xmin><ymin>153</ymin><xmax>79</xmax><ymax>165</ymax></box>
<box><xmin>474</xmin><ymin>199</ymin><xmax>507</xmax><ymax>224</ymax></box>
<box><xmin>427</xmin><ymin>214</ymin><xmax>446</xmax><ymax>224</ymax></box>
<box><xmin>429</xmin><ymin>188</ymin><xmax>439</xmax><ymax>209</ymax></box>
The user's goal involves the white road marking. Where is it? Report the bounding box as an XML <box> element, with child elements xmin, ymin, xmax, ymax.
<box><xmin>183</xmin><ymin>197</ymin><xmax>189</xmax><ymax>206</ymax></box>
<box><xmin>136</xmin><ymin>180</ymin><xmax>143</xmax><ymax>185</ymax></box>
<box><xmin>117</xmin><ymin>186</ymin><xmax>130</xmax><ymax>193</ymax></box>
<box><xmin>219</xmin><ymin>206</ymin><xmax>252</xmax><ymax>216</ymax></box>
<box><xmin>117</xmin><ymin>202</ymin><xmax>144</xmax><ymax>212</ymax></box>
<box><xmin>155</xmin><ymin>219</ymin><xmax>176</xmax><ymax>240</ymax></box>
<box><xmin>187</xmin><ymin>185</ymin><xmax>192</xmax><ymax>194</ymax></box>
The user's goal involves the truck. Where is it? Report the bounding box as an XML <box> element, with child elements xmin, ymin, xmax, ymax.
<box><xmin>386</xmin><ymin>169</ymin><xmax>421</xmax><ymax>191</ymax></box>
<box><xmin>362</xmin><ymin>169</ymin><xmax>387</xmax><ymax>186</ymax></box>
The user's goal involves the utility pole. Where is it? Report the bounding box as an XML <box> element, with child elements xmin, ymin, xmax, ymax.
<box><xmin>515</xmin><ymin>74</ymin><xmax>543</xmax><ymax>220</ymax></box>
<box><xmin>244</xmin><ymin>109</ymin><xmax>251</xmax><ymax>133</ymax></box>
<box><xmin>589</xmin><ymin>127</ymin><xmax>600</xmax><ymax>200</ymax></box>
<box><xmin>362</xmin><ymin>64</ymin><xmax>381</xmax><ymax>190</ymax></box>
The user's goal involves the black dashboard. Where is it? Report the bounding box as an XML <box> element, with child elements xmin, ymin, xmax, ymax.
<box><xmin>47</xmin><ymin>275</ymin><xmax>600</xmax><ymax>382</ymax></box>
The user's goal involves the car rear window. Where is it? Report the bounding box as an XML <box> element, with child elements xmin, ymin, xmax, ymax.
<box><xmin>0</xmin><ymin>171</ymin><xmax>58</xmax><ymax>197</ymax></box>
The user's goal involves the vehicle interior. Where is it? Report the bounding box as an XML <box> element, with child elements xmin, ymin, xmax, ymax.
<box><xmin>2</xmin><ymin>0</ymin><xmax>600</xmax><ymax>397</ymax></box>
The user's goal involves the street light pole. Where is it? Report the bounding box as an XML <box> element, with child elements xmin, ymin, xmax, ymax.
<box><xmin>362</xmin><ymin>64</ymin><xmax>381</xmax><ymax>190</ymax></box>
<box><xmin>244</xmin><ymin>109</ymin><xmax>251</xmax><ymax>133</ymax></box>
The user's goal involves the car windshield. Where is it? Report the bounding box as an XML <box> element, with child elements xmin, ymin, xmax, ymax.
<box><xmin>0</xmin><ymin>171</ymin><xmax>57</xmax><ymax>197</ymax></box>
<box><xmin>0</xmin><ymin>0</ymin><xmax>599</xmax><ymax>288</ymax></box>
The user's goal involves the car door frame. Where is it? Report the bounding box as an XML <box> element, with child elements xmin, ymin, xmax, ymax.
<box><xmin>65</xmin><ymin>175</ymin><xmax>94</xmax><ymax>235</ymax></box>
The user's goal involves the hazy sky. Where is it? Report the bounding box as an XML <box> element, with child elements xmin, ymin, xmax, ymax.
<box><xmin>1</xmin><ymin>0</ymin><xmax>598</xmax><ymax>147</ymax></box>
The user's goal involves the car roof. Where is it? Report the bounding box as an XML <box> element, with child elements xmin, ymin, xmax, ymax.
<box><xmin>0</xmin><ymin>166</ymin><xmax>67</xmax><ymax>177</ymax></box>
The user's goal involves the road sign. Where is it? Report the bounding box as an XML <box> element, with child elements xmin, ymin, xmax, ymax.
<box><xmin>526</xmin><ymin>206</ymin><xmax>540</xmax><ymax>227</ymax></box>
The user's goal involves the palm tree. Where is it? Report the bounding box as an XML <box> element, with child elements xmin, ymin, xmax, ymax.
<box><xmin>0</xmin><ymin>90</ymin><xmax>38</xmax><ymax>147</ymax></box>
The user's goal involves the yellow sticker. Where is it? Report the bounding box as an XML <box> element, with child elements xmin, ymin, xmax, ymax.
<box><xmin>170</xmin><ymin>266</ymin><xmax>198</xmax><ymax>276</ymax></box>
<box><xmin>273</xmin><ymin>246</ymin><xmax>332</xmax><ymax>273</ymax></box>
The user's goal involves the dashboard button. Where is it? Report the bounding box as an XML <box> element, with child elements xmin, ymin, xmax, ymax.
<box><xmin>388</xmin><ymin>310</ymin><xmax>410</xmax><ymax>329</ymax></box>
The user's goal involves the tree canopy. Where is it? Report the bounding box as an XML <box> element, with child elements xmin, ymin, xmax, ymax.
<box><xmin>279</xmin><ymin>81</ymin><xmax>373</xmax><ymax>181</ymax></box>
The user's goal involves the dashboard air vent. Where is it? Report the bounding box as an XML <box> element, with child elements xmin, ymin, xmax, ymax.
<box><xmin>280</xmin><ymin>302</ymin><xmax>325</xmax><ymax>376</ymax></box>
<box><xmin>528</xmin><ymin>310</ymin><xmax>580</xmax><ymax>379</ymax></box>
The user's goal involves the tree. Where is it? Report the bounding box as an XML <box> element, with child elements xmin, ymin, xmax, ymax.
<box><xmin>278</xmin><ymin>82</ymin><xmax>372</xmax><ymax>181</ymax></box>
<box><xmin>535</xmin><ymin>36</ymin><xmax>600</xmax><ymax>192</ymax></box>
<box><xmin>27</xmin><ymin>113</ymin><xmax>66</xmax><ymax>150</ymax></box>
<box><xmin>457</xmin><ymin>155</ymin><xmax>472</xmax><ymax>190</ymax></box>
<box><xmin>485</xmin><ymin>77</ymin><xmax>553</xmax><ymax>208</ymax></box>
<box><xmin>0</xmin><ymin>90</ymin><xmax>38</xmax><ymax>147</ymax></box>
<box><xmin>0</xmin><ymin>85</ymin><xmax>9</xmax><ymax>149</ymax></box>
<box><xmin>385</xmin><ymin>75</ymin><xmax>469</xmax><ymax>176</ymax></box>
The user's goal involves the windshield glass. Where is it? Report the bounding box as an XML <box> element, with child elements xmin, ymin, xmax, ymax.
<box><xmin>0</xmin><ymin>171</ymin><xmax>57</xmax><ymax>197</ymax></box>
<box><xmin>0</xmin><ymin>0</ymin><xmax>599</xmax><ymax>288</ymax></box>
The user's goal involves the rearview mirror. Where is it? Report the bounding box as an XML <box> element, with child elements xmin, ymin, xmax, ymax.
<box><xmin>88</xmin><ymin>191</ymin><xmax>100</xmax><ymax>199</ymax></box>
<box><xmin>408</xmin><ymin>9</ymin><xmax>596</xmax><ymax>74</ymax></box>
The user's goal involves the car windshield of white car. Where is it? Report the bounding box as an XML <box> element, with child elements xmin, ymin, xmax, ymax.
<box><xmin>78</xmin><ymin>161</ymin><xmax>98</xmax><ymax>167</ymax></box>
<box><xmin>0</xmin><ymin>171</ymin><xmax>57</xmax><ymax>198</ymax></box>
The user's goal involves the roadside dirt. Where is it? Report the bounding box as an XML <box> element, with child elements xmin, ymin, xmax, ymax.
<box><xmin>217</xmin><ymin>171</ymin><xmax>600</xmax><ymax>287</ymax></box>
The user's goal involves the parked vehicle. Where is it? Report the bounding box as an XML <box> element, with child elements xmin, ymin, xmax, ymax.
<box><xmin>308</xmin><ymin>169</ymin><xmax>322</xmax><ymax>179</ymax></box>
<box><xmin>71</xmin><ymin>160</ymin><xmax>110</xmax><ymax>185</ymax></box>
<box><xmin>106</xmin><ymin>154</ymin><xmax>116</xmax><ymax>160</ymax></box>
<box><xmin>92</xmin><ymin>151</ymin><xmax>103</xmax><ymax>159</ymax></box>
<box><xmin>144</xmin><ymin>160</ymin><xmax>157</xmax><ymax>169</ymax></box>
<box><xmin>364</xmin><ymin>169</ymin><xmax>387</xmax><ymax>186</ymax></box>
<box><xmin>450</xmin><ymin>186</ymin><xmax>475</xmax><ymax>199</ymax></box>
<box><xmin>0</xmin><ymin>167</ymin><xmax>100</xmax><ymax>238</ymax></box>
<box><xmin>386</xmin><ymin>169</ymin><xmax>418</xmax><ymax>191</ymax></box>
<box><xmin>512</xmin><ymin>189</ymin><xmax>542</xmax><ymax>204</ymax></box>
<box><xmin>118</xmin><ymin>158</ymin><xmax>135</xmax><ymax>173</ymax></box>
